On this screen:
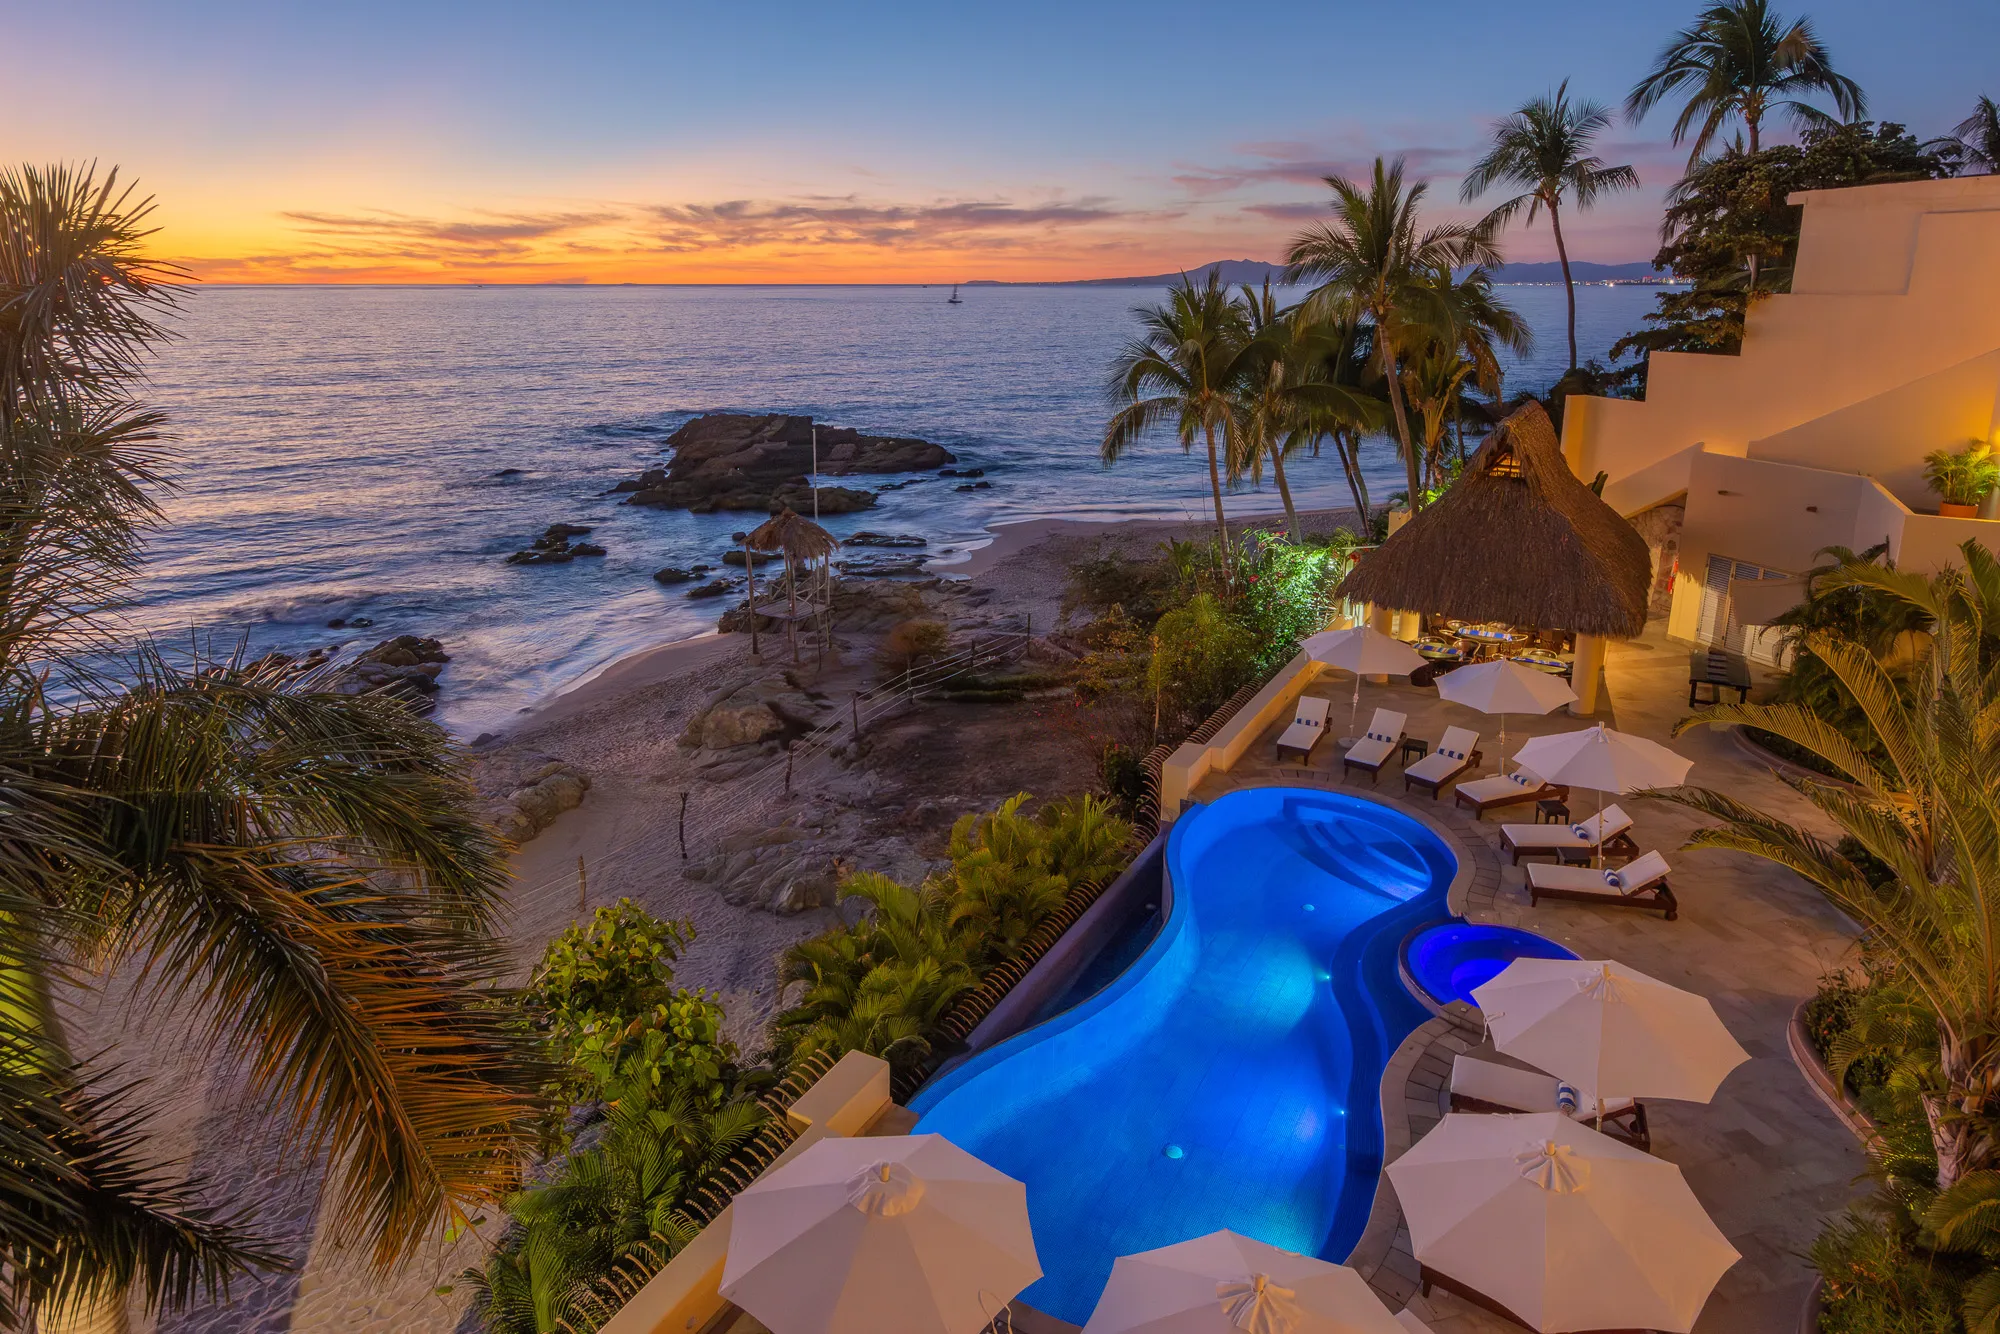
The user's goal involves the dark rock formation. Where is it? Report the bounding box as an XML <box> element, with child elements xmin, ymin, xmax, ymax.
<box><xmin>617</xmin><ymin>413</ymin><xmax>953</xmax><ymax>513</ymax></box>
<box><xmin>686</xmin><ymin>580</ymin><xmax>734</xmax><ymax>599</ymax></box>
<box><xmin>653</xmin><ymin>566</ymin><xmax>695</xmax><ymax>585</ymax></box>
<box><xmin>330</xmin><ymin>635</ymin><xmax>452</xmax><ymax>712</ymax></box>
<box><xmin>507</xmin><ymin>524</ymin><xmax>606</xmax><ymax>565</ymax></box>
<box><xmin>768</xmin><ymin>481</ymin><xmax>874</xmax><ymax>514</ymax></box>
<box><xmin>722</xmin><ymin>549</ymin><xmax>781</xmax><ymax>568</ymax></box>
<box><xmin>844</xmin><ymin>532</ymin><xmax>927</xmax><ymax>548</ymax></box>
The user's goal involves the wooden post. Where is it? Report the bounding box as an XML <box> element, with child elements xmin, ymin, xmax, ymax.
<box><xmin>577</xmin><ymin>856</ymin><xmax>587</xmax><ymax>912</ymax></box>
<box><xmin>677</xmin><ymin>792</ymin><xmax>688</xmax><ymax>859</ymax></box>
<box><xmin>743</xmin><ymin>534</ymin><xmax>760</xmax><ymax>657</ymax></box>
<box><xmin>851</xmin><ymin>692</ymin><xmax>861</xmax><ymax>742</ymax></box>
<box><xmin>784</xmin><ymin>746</ymin><xmax>794</xmax><ymax>797</ymax></box>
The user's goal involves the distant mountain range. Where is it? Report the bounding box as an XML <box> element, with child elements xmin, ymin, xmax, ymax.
<box><xmin>967</xmin><ymin>258</ymin><xmax>1672</xmax><ymax>287</ymax></box>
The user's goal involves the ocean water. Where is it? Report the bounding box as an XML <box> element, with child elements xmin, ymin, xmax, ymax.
<box><xmin>134</xmin><ymin>282</ymin><xmax>1663</xmax><ymax>735</ymax></box>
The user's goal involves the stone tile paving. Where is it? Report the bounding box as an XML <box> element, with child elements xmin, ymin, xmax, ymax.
<box><xmin>1190</xmin><ymin>628</ymin><xmax>1869</xmax><ymax>1332</ymax></box>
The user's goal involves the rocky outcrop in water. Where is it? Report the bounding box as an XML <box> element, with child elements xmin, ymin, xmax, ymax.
<box><xmin>617</xmin><ymin>414</ymin><xmax>953</xmax><ymax>513</ymax></box>
<box><xmin>507</xmin><ymin>524</ymin><xmax>606</xmax><ymax>565</ymax></box>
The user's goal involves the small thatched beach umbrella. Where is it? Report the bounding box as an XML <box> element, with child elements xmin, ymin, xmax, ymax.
<box><xmin>1336</xmin><ymin>403</ymin><xmax>1649</xmax><ymax>711</ymax></box>
<box><xmin>749</xmin><ymin>508</ymin><xmax>838</xmax><ymax>661</ymax></box>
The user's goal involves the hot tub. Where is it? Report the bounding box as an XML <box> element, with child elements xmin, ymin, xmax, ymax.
<box><xmin>1401</xmin><ymin>922</ymin><xmax>1579</xmax><ymax>1010</ymax></box>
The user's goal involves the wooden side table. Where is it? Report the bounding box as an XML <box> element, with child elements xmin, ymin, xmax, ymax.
<box><xmin>1535</xmin><ymin>797</ymin><xmax>1570</xmax><ymax>825</ymax></box>
<box><xmin>1400</xmin><ymin>737</ymin><xmax>1430</xmax><ymax>766</ymax></box>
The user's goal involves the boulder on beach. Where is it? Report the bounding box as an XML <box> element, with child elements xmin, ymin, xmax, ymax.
<box><xmin>616</xmin><ymin>413</ymin><xmax>951</xmax><ymax>513</ymax></box>
<box><xmin>679</xmin><ymin>673</ymin><xmax>831</xmax><ymax>751</ymax></box>
<box><xmin>476</xmin><ymin>754</ymin><xmax>591</xmax><ymax>843</ymax></box>
<box><xmin>329</xmin><ymin>635</ymin><xmax>451</xmax><ymax>712</ymax></box>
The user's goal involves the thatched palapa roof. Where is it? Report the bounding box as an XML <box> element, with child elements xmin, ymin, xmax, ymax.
<box><xmin>746</xmin><ymin>509</ymin><xmax>837</xmax><ymax>563</ymax></box>
<box><xmin>1336</xmin><ymin>403</ymin><xmax>1651</xmax><ymax>637</ymax></box>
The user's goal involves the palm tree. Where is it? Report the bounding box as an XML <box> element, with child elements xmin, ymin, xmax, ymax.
<box><xmin>1230</xmin><ymin>284</ymin><xmax>1381</xmax><ymax>543</ymax></box>
<box><xmin>1462</xmin><ymin>81</ymin><xmax>1641</xmax><ymax>371</ymax></box>
<box><xmin>1626</xmin><ymin>0</ymin><xmax>1867</xmax><ymax>166</ymax></box>
<box><xmin>1945</xmin><ymin>95</ymin><xmax>2000</xmax><ymax>174</ymax></box>
<box><xmin>1103</xmin><ymin>270</ymin><xmax>1253</xmax><ymax>572</ymax></box>
<box><xmin>0</xmin><ymin>164</ymin><xmax>540</xmax><ymax>1324</ymax></box>
<box><xmin>1285</xmin><ymin>158</ymin><xmax>1500</xmax><ymax>513</ymax></box>
<box><xmin>1657</xmin><ymin>542</ymin><xmax>2000</xmax><ymax>1190</ymax></box>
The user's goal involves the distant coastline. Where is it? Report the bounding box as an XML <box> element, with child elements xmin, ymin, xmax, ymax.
<box><xmin>967</xmin><ymin>257</ymin><xmax>1680</xmax><ymax>287</ymax></box>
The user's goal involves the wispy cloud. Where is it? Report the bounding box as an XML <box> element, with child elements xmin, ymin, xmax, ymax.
<box><xmin>641</xmin><ymin>195</ymin><xmax>1136</xmax><ymax>253</ymax></box>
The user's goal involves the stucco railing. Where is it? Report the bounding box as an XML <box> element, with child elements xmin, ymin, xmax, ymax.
<box><xmin>1157</xmin><ymin>652</ymin><xmax>1326</xmax><ymax>823</ymax></box>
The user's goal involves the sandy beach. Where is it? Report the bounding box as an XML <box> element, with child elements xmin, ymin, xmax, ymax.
<box><xmin>82</xmin><ymin>504</ymin><xmax>1363</xmax><ymax>1334</ymax></box>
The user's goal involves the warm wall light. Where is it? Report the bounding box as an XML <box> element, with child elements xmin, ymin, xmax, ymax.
<box><xmin>1806</xmin><ymin>505</ymin><xmax>1819</xmax><ymax>512</ymax></box>
<box><xmin>1716</xmin><ymin>489</ymin><xmax>1736</xmax><ymax>496</ymax></box>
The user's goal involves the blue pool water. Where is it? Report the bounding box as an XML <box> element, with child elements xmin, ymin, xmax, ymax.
<box><xmin>1403</xmin><ymin>923</ymin><xmax>1580</xmax><ymax>1009</ymax></box>
<box><xmin>911</xmin><ymin>787</ymin><xmax>1456</xmax><ymax>1323</ymax></box>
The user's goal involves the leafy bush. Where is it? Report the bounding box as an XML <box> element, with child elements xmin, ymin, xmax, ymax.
<box><xmin>882</xmin><ymin>618</ymin><xmax>950</xmax><ymax>669</ymax></box>
<box><xmin>471</xmin><ymin>902</ymin><xmax>767</xmax><ymax>1334</ymax></box>
<box><xmin>1149</xmin><ymin>593</ymin><xmax>1258</xmax><ymax>736</ymax></box>
<box><xmin>772</xmin><ymin>792</ymin><xmax>1133</xmax><ymax>1077</ymax></box>
<box><xmin>1812</xmin><ymin>1207</ymin><xmax>1969</xmax><ymax>1334</ymax></box>
<box><xmin>1063</xmin><ymin>550</ymin><xmax>1175</xmax><ymax>627</ymax></box>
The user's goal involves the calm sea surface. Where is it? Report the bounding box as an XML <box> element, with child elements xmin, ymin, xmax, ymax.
<box><xmin>136</xmin><ymin>283</ymin><xmax>1663</xmax><ymax>735</ymax></box>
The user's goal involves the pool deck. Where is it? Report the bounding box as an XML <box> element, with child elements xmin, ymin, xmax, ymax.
<box><xmin>1187</xmin><ymin>627</ymin><xmax>1867</xmax><ymax>1334</ymax></box>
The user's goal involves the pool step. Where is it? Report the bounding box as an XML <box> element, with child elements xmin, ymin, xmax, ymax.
<box><xmin>1285</xmin><ymin>802</ymin><xmax>1430</xmax><ymax>903</ymax></box>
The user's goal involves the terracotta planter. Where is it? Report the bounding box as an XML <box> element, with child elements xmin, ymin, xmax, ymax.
<box><xmin>1939</xmin><ymin>501</ymin><xmax>1980</xmax><ymax>518</ymax></box>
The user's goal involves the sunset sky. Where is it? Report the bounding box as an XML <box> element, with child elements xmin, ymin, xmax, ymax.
<box><xmin>9</xmin><ymin>0</ymin><xmax>1995</xmax><ymax>284</ymax></box>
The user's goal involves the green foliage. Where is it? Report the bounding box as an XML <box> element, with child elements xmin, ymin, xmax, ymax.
<box><xmin>473</xmin><ymin>905</ymin><xmax>765</xmax><ymax>1334</ymax></box>
<box><xmin>1612</xmin><ymin>123</ymin><xmax>1954</xmax><ymax>384</ymax></box>
<box><xmin>771</xmin><ymin>793</ymin><xmax>1132</xmax><ymax>1079</ymax></box>
<box><xmin>1924</xmin><ymin>442</ymin><xmax>2000</xmax><ymax>508</ymax></box>
<box><xmin>1148</xmin><ymin>593</ymin><xmax>1258</xmax><ymax>736</ymax></box>
<box><xmin>1235</xmin><ymin>538</ymin><xmax>1352</xmax><ymax>673</ymax></box>
<box><xmin>1811</xmin><ymin>1207</ymin><xmax>1969</xmax><ymax>1334</ymax></box>
<box><xmin>526</xmin><ymin>901</ymin><xmax>695</xmax><ymax>1048</ymax></box>
<box><xmin>1062</xmin><ymin>551</ymin><xmax>1175</xmax><ymax>629</ymax></box>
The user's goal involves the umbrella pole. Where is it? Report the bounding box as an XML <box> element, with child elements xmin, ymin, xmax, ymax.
<box><xmin>1350</xmin><ymin>671</ymin><xmax>1361</xmax><ymax>735</ymax></box>
<box><xmin>1499</xmin><ymin>714</ymin><xmax>1507</xmax><ymax>777</ymax></box>
<box><xmin>1595</xmin><ymin>789</ymin><xmax>1605</xmax><ymax>870</ymax></box>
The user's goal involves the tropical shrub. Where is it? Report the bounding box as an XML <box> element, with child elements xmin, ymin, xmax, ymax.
<box><xmin>771</xmin><ymin>793</ymin><xmax>1132</xmax><ymax>1078</ymax></box>
<box><xmin>470</xmin><ymin>903</ymin><xmax>765</xmax><ymax>1334</ymax></box>
<box><xmin>1662</xmin><ymin>543</ymin><xmax>2000</xmax><ymax>1331</ymax></box>
<box><xmin>1148</xmin><ymin>593</ymin><xmax>1259</xmax><ymax>736</ymax></box>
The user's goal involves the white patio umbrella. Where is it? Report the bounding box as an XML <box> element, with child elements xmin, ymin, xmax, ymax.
<box><xmin>720</xmin><ymin>1134</ymin><xmax>1041</xmax><ymax>1334</ymax></box>
<box><xmin>1301</xmin><ymin>626</ymin><xmax>1428</xmax><ymax>735</ymax></box>
<box><xmin>1433</xmin><ymin>660</ymin><xmax>1577</xmax><ymax>775</ymax></box>
<box><xmin>1511</xmin><ymin>724</ymin><xmax>1693</xmax><ymax>865</ymax></box>
<box><xmin>1472</xmin><ymin>958</ymin><xmax>1750</xmax><ymax>1112</ymax></box>
<box><xmin>1384</xmin><ymin>1113</ymin><xmax>1738</xmax><ymax>1334</ymax></box>
<box><xmin>1082</xmin><ymin>1229</ymin><xmax>1404</xmax><ymax>1334</ymax></box>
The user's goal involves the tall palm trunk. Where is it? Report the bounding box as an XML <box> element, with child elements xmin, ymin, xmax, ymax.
<box><xmin>1746</xmin><ymin>109</ymin><xmax>1763</xmax><ymax>288</ymax></box>
<box><xmin>1200</xmin><ymin>418</ymin><xmax>1232</xmax><ymax>575</ymax></box>
<box><xmin>1931</xmin><ymin>1030</ymin><xmax>2000</xmax><ymax>1189</ymax></box>
<box><xmin>1268</xmin><ymin>437</ymin><xmax>1302</xmax><ymax>543</ymax></box>
<box><xmin>1378</xmin><ymin>330</ymin><xmax>1423</xmax><ymax>511</ymax></box>
<box><xmin>1332</xmin><ymin>429</ymin><xmax>1370</xmax><ymax>529</ymax></box>
<box><xmin>1549</xmin><ymin>196</ymin><xmax>1578</xmax><ymax>371</ymax></box>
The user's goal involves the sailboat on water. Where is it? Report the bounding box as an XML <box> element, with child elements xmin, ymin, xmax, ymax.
<box><xmin>947</xmin><ymin>284</ymin><xmax>962</xmax><ymax>304</ymax></box>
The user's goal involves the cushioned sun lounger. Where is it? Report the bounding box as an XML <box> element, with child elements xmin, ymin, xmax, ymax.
<box><xmin>1449</xmin><ymin>1054</ymin><xmax>1650</xmax><ymax>1149</ymax></box>
<box><xmin>1402</xmin><ymin>726</ymin><xmax>1481</xmax><ymax>799</ymax></box>
<box><xmin>1452</xmin><ymin>765</ymin><xmax>1567</xmax><ymax>818</ymax></box>
<box><xmin>1275</xmin><ymin>694</ymin><xmax>1332</xmax><ymax>763</ymax></box>
<box><xmin>1341</xmin><ymin>708</ymin><xmax>1406</xmax><ymax>783</ymax></box>
<box><xmin>1498</xmin><ymin>804</ymin><xmax>1633</xmax><ymax>865</ymax></box>
<box><xmin>1527</xmin><ymin>849</ymin><xmax>1678</xmax><ymax>920</ymax></box>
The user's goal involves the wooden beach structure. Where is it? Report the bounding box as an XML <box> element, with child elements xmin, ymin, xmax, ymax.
<box><xmin>746</xmin><ymin>508</ymin><xmax>838</xmax><ymax>662</ymax></box>
<box><xmin>1337</xmin><ymin>402</ymin><xmax>1651</xmax><ymax>714</ymax></box>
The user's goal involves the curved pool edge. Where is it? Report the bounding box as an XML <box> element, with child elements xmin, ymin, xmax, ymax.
<box><xmin>916</xmin><ymin>778</ymin><xmax>1483</xmax><ymax>1300</ymax></box>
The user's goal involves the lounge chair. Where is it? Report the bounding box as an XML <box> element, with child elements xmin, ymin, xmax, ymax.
<box><xmin>1528</xmin><ymin>849</ymin><xmax>1678</xmax><ymax>920</ymax></box>
<box><xmin>1449</xmin><ymin>1054</ymin><xmax>1651</xmax><ymax>1149</ymax></box>
<box><xmin>1452</xmin><ymin>765</ymin><xmax>1568</xmax><ymax>819</ymax></box>
<box><xmin>1402</xmin><ymin>726</ymin><xmax>1481</xmax><ymax>799</ymax></box>
<box><xmin>1275</xmin><ymin>694</ymin><xmax>1332</xmax><ymax>764</ymax></box>
<box><xmin>1340</xmin><ymin>708</ymin><xmax>1407</xmax><ymax>783</ymax></box>
<box><xmin>1498</xmin><ymin>804</ymin><xmax>1633</xmax><ymax>865</ymax></box>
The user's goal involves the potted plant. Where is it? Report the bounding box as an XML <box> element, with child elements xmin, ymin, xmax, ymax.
<box><xmin>1922</xmin><ymin>439</ymin><xmax>2000</xmax><ymax>518</ymax></box>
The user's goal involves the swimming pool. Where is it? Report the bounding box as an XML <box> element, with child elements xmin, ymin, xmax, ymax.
<box><xmin>911</xmin><ymin>786</ymin><xmax>1457</xmax><ymax>1323</ymax></box>
<box><xmin>1402</xmin><ymin>922</ymin><xmax>1580</xmax><ymax>1010</ymax></box>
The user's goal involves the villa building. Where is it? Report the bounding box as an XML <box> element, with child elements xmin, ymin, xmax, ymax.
<box><xmin>1561</xmin><ymin>173</ymin><xmax>2000</xmax><ymax>661</ymax></box>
